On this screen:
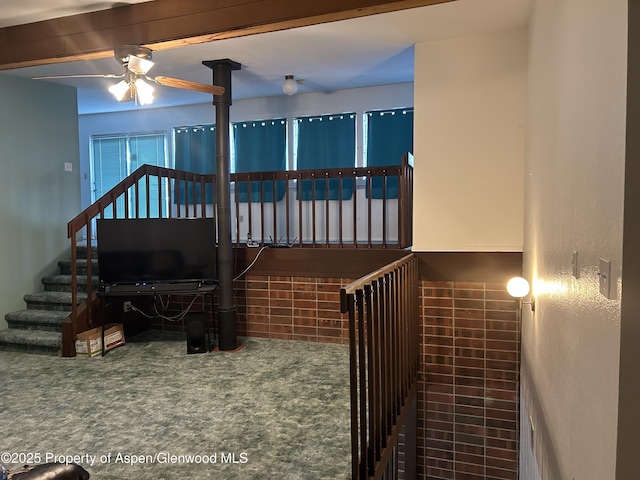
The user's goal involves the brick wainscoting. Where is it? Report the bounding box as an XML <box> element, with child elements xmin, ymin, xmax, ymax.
<box><xmin>234</xmin><ymin>275</ymin><xmax>350</xmax><ymax>344</ymax></box>
<box><xmin>420</xmin><ymin>281</ymin><xmax>520</xmax><ymax>480</ymax></box>
<box><xmin>148</xmin><ymin>270</ymin><xmax>521</xmax><ymax>480</ymax></box>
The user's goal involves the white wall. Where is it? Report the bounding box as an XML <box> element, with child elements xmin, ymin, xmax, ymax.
<box><xmin>0</xmin><ymin>74</ymin><xmax>81</xmax><ymax>328</ymax></box>
<box><xmin>78</xmin><ymin>83</ymin><xmax>413</xmax><ymax>209</ymax></box>
<box><xmin>412</xmin><ymin>28</ymin><xmax>527</xmax><ymax>252</ymax></box>
<box><xmin>521</xmin><ymin>0</ymin><xmax>627</xmax><ymax>478</ymax></box>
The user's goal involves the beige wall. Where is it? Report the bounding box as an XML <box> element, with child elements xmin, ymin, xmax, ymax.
<box><xmin>0</xmin><ymin>74</ymin><xmax>81</xmax><ymax>329</ymax></box>
<box><xmin>412</xmin><ymin>28</ymin><xmax>527</xmax><ymax>252</ymax></box>
<box><xmin>521</xmin><ymin>0</ymin><xmax>627</xmax><ymax>479</ymax></box>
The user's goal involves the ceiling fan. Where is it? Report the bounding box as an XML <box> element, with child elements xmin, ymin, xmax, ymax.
<box><xmin>34</xmin><ymin>45</ymin><xmax>225</xmax><ymax>106</ymax></box>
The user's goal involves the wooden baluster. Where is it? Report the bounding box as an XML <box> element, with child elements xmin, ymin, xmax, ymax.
<box><xmin>284</xmin><ymin>173</ymin><xmax>291</xmax><ymax>245</ymax></box>
<box><xmin>272</xmin><ymin>175</ymin><xmax>277</xmax><ymax>244</ymax></box>
<box><xmin>325</xmin><ymin>171</ymin><xmax>330</xmax><ymax>247</ymax></box>
<box><xmin>311</xmin><ymin>173</ymin><xmax>317</xmax><ymax>247</ymax></box>
<box><xmin>353</xmin><ymin>170</ymin><xmax>358</xmax><ymax>248</ymax></box>
<box><xmin>233</xmin><ymin>175</ymin><xmax>241</xmax><ymax>247</ymax></box>
<box><xmin>260</xmin><ymin>174</ymin><xmax>265</xmax><ymax>245</ymax></box>
<box><xmin>247</xmin><ymin>175</ymin><xmax>253</xmax><ymax>243</ymax></box>
<box><xmin>367</xmin><ymin>172</ymin><xmax>372</xmax><ymax>248</ymax></box>
<box><xmin>338</xmin><ymin>172</ymin><xmax>344</xmax><ymax>248</ymax></box>
<box><xmin>297</xmin><ymin>173</ymin><xmax>303</xmax><ymax>247</ymax></box>
<box><xmin>382</xmin><ymin>169</ymin><xmax>387</xmax><ymax>248</ymax></box>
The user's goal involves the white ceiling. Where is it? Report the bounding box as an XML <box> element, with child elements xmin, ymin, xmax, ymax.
<box><xmin>1</xmin><ymin>0</ymin><xmax>532</xmax><ymax>114</ymax></box>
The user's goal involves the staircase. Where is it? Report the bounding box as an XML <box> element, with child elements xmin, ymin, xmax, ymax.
<box><xmin>0</xmin><ymin>247</ymin><xmax>97</xmax><ymax>355</ymax></box>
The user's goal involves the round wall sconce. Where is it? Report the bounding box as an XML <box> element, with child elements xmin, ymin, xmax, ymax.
<box><xmin>507</xmin><ymin>276</ymin><xmax>535</xmax><ymax>311</ymax></box>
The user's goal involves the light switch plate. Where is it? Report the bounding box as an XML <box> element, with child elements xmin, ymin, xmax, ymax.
<box><xmin>64</xmin><ymin>162</ymin><xmax>73</xmax><ymax>172</ymax></box>
<box><xmin>598</xmin><ymin>258</ymin><xmax>611</xmax><ymax>299</ymax></box>
<box><xmin>571</xmin><ymin>251</ymin><xmax>579</xmax><ymax>279</ymax></box>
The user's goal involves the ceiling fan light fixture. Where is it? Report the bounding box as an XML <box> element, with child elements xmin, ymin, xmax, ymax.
<box><xmin>128</xmin><ymin>55</ymin><xmax>155</xmax><ymax>75</ymax></box>
<box><xmin>134</xmin><ymin>78</ymin><xmax>155</xmax><ymax>105</ymax></box>
<box><xmin>282</xmin><ymin>75</ymin><xmax>298</xmax><ymax>95</ymax></box>
<box><xmin>108</xmin><ymin>80</ymin><xmax>131</xmax><ymax>101</ymax></box>
<box><xmin>35</xmin><ymin>45</ymin><xmax>224</xmax><ymax>106</ymax></box>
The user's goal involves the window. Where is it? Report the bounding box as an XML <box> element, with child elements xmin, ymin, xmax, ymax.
<box><xmin>91</xmin><ymin>132</ymin><xmax>167</xmax><ymax>217</ymax></box>
<box><xmin>365</xmin><ymin>107</ymin><xmax>413</xmax><ymax>199</ymax></box>
<box><xmin>173</xmin><ymin>124</ymin><xmax>216</xmax><ymax>203</ymax></box>
<box><xmin>294</xmin><ymin>113</ymin><xmax>356</xmax><ymax>200</ymax></box>
<box><xmin>232</xmin><ymin>118</ymin><xmax>287</xmax><ymax>202</ymax></box>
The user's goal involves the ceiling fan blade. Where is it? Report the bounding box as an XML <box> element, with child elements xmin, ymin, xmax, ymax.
<box><xmin>33</xmin><ymin>73</ymin><xmax>124</xmax><ymax>80</ymax></box>
<box><xmin>153</xmin><ymin>76</ymin><xmax>225</xmax><ymax>96</ymax></box>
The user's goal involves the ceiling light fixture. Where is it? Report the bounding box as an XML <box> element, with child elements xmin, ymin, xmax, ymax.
<box><xmin>282</xmin><ymin>75</ymin><xmax>299</xmax><ymax>95</ymax></box>
<box><xmin>108</xmin><ymin>75</ymin><xmax>155</xmax><ymax>105</ymax></box>
<box><xmin>35</xmin><ymin>45</ymin><xmax>225</xmax><ymax>107</ymax></box>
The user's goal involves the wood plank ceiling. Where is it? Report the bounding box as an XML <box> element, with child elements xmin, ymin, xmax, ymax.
<box><xmin>0</xmin><ymin>0</ymin><xmax>454</xmax><ymax>70</ymax></box>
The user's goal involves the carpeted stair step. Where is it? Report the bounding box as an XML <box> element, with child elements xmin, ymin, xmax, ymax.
<box><xmin>5</xmin><ymin>309</ymin><xmax>69</xmax><ymax>332</ymax></box>
<box><xmin>23</xmin><ymin>291</ymin><xmax>87</xmax><ymax>312</ymax></box>
<box><xmin>0</xmin><ymin>245</ymin><xmax>97</xmax><ymax>356</ymax></box>
<box><xmin>0</xmin><ymin>328</ymin><xmax>61</xmax><ymax>356</ymax></box>
<box><xmin>42</xmin><ymin>274</ymin><xmax>98</xmax><ymax>293</ymax></box>
<box><xmin>57</xmin><ymin>258</ymin><xmax>99</xmax><ymax>276</ymax></box>
<box><xmin>76</xmin><ymin>245</ymin><xmax>98</xmax><ymax>259</ymax></box>
<box><xmin>58</xmin><ymin>258</ymin><xmax>100</xmax><ymax>276</ymax></box>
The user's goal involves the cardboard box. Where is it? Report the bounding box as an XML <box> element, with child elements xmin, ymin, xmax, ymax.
<box><xmin>75</xmin><ymin>323</ymin><xmax>125</xmax><ymax>357</ymax></box>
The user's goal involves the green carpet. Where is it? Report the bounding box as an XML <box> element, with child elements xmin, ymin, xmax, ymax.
<box><xmin>0</xmin><ymin>331</ymin><xmax>351</xmax><ymax>479</ymax></box>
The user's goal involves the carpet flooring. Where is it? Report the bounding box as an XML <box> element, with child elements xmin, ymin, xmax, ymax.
<box><xmin>0</xmin><ymin>331</ymin><xmax>351</xmax><ymax>479</ymax></box>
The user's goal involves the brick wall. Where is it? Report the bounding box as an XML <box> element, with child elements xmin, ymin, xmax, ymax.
<box><xmin>235</xmin><ymin>275</ymin><xmax>350</xmax><ymax>344</ymax></box>
<box><xmin>420</xmin><ymin>281</ymin><xmax>520</xmax><ymax>480</ymax></box>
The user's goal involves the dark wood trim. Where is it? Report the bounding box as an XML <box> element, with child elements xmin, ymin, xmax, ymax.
<box><xmin>233</xmin><ymin>247</ymin><xmax>522</xmax><ymax>282</ymax></box>
<box><xmin>233</xmin><ymin>246</ymin><xmax>408</xmax><ymax>279</ymax></box>
<box><xmin>0</xmin><ymin>0</ymin><xmax>454</xmax><ymax>70</ymax></box>
<box><xmin>416</xmin><ymin>251</ymin><xmax>523</xmax><ymax>282</ymax></box>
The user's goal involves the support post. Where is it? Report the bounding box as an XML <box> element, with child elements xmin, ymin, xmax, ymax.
<box><xmin>203</xmin><ymin>58</ymin><xmax>241</xmax><ymax>351</ymax></box>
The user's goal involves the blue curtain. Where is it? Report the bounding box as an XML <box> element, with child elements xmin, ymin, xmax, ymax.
<box><xmin>173</xmin><ymin>125</ymin><xmax>216</xmax><ymax>204</ymax></box>
<box><xmin>366</xmin><ymin>108</ymin><xmax>413</xmax><ymax>199</ymax></box>
<box><xmin>233</xmin><ymin>119</ymin><xmax>287</xmax><ymax>202</ymax></box>
<box><xmin>295</xmin><ymin>113</ymin><xmax>356</xmax><ymax>200</ymax></box>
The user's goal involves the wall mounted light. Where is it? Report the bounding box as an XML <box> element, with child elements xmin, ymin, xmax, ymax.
<box><xmin>507</xmin><ymin>276</ymin><xmax>535</xmax><ymax>311</ymax></box>
<box><xmin>282</xmin><ymin>75</ymin><xmax>299</xmax><ymax>95</ymax></box>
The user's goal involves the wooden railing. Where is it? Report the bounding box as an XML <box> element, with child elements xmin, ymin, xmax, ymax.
<box><xmin>340</xmin><ymin>253</ymin><xmax>420</xmax><ymax>480</ymax></box>
<box><xmin>233</xmin><ymin>153</ymin><xmax>413</xmax><ymax>248</ymax></box>
<box><xmin>63</xmin><ymin>156</ymin><xmax>413</xmax><ymax>355</ymax></box>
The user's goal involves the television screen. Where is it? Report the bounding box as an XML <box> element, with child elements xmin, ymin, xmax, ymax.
<box><xmin>97</xmin><ymin>218</ymin><xmax>217</xmax><ymax>287</ymax></box>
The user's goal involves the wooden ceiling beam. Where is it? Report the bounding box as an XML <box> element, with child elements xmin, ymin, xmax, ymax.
<box><xmin>0</xmin><ymin>0</ymin><xmax>454</xmax><ymax>70</ymax></box>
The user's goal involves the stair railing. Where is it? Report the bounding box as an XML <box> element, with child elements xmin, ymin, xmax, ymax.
<box><xmin>340</xmin><ymin>253</ymin><xmax>420</xmax><ymax>479</ymax></box>
<box><xmin>64</xmin><ymin>157</ymin><xmax>414</xmax><ymax>355</ymax></box>
<box><xmin>65</xmin><ymin>165</ymin><xmax>216</xmax><ymax>355</ymax></box>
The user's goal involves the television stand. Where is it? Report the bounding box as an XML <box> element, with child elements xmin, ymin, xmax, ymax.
<box><xmin>97</xmin><ymin>284</ymin><xmax>218</xmax><ymax>356</ymax></box>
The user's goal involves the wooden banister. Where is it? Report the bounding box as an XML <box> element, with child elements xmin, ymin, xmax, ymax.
<box><xmin>340</xmin><ymin>253</ymin><xmax>420</xmax><ymax>479</ymax></box>
<box><xmin>64</xmin><ymin>158</ymin><xmax>413</xmax><ymax>356</ymax></box>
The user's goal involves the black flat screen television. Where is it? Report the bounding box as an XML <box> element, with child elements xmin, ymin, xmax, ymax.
<box><xmin>97</xmin><ymin>218</ymin><xmax>217</xmax><ymax>289</ymax></box>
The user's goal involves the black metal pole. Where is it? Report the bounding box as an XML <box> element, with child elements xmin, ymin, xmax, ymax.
<box><xmin>203</xmin><ymin>58</ymin><xmax>241</xmax><ymax>351</ymax></box>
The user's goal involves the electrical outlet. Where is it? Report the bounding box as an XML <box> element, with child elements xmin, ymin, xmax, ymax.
<box><xmin>123</xmin><ymin>301</ymin><xmax>133</xmax><ymax>313</ymax></box>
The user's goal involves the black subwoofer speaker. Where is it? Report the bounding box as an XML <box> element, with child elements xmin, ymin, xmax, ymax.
<box><xmin>186</xmin><ymin>313</ymin><xmax>207</xmax><ymax>354</ymax></box>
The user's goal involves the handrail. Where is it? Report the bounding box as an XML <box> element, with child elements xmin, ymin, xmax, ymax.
<box><xmin>340</xmin><ymin>253</ymin><xmax>420</xmax><ymax>479</ymax></box>
<box><xmin>64</xmin><ymin>157</ymin><xmax>413</xmax><ymax>355</ymax></box>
